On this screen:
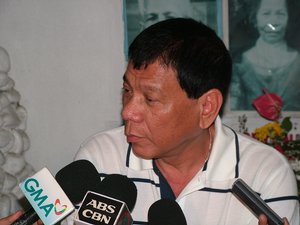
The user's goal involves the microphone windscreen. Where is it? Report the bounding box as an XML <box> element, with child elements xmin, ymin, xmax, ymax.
<box><xmin>148</xmin><ymin>199</ymin><xmax>187</xmax><ymax>225</ymax></box>
<box><xmin>55</xmin><ymin>159</ymin><xmax>101</xmax><ymax>203</ymax></box>
<box><xmin>99</xmin><ymin>174</ymin><xmax>137</xmax><ymax>212</ymax></box>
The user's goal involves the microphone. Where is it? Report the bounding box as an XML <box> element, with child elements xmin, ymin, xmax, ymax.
<box><xmin>232</xmin><ymin>178</ymin><xmax>284</xmax><ymax>225</ymax></box>
<box><xmin>55</xmin><ymin>160</ymin><xmax>101</xmax><ymax>204</ymax></box>
<box><xmin>148</xmin><ymin>199</ymin><xmax>187</xmax><ymax>225</ymax></box>
<box><xmin>13</xmin><ymin>160</ymin><xmax>101</xmax><ymax>225</ymax></box>
<box><xmin>75</xmin><ymin>174</ymin><xmax>137</xmax><ymax>225</ymax></box>
<box><xmin>17</xmin><ymin>167</ymin><xmax>75</xmax><ymax>225</ymax></box>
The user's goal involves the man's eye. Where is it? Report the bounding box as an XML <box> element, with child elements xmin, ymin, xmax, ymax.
<box><xmin>146</xmin><ymin>97</ymin><xmax>153</xmax><ymax>102</ymax></box>
<box><xmin>122</xmin><ymin>87</ymin><xmax>132</xmax><ymax>96</ymax></box>
<box><xmin>164</xmin><ymin>12</ymin><xmax>176</xmax><ymax>19</ymax></box>
<box><xmin>146</xmin><ymin>13</ymin><xmax>158</xmax><ymax>22</ymax></box>
<box><xmin>166</xmin><ymin>16</ymin><xmax>175</xmax><ymax>19</ymax></box>
<box><xmin>145</xmin><ymin>96</ymin><xmax>157</xmax><ymax>103</ymax></box>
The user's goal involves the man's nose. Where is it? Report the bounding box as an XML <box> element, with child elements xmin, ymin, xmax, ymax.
<box><xmin>121</xmin><ymin>97</ymin><xmax>143</xmax><ymax>123</ymax></box>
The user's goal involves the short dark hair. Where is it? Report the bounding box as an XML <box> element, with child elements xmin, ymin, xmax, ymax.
<box><xmin>128</xmin><ymin>18</ymin><xmax>232</xmax><ymax>101</ymax></box>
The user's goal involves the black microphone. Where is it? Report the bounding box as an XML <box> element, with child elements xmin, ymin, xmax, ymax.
<box><xmin>97</xmin><ymin>174</ymin><xmax>137</xmax><ymax>212</ymax></box>
<box><xmin>12</xmin><ymin>160</ymin><xmax>101</xmax><ymax>225</ymax></box>
<box><xmin>148</xmin><ymin>199</ymin><xmax>187</xmax><ymax>225</ymax></box>
<box><xmin>76</xmin><ymin>174</ymin><xmax>137</xmax><ymax>225</ymax></box>
<box><xmin>232</xmin><ymin>178</ymin><xmax>284</xmax><ymax>225</ymax></box>
<box><xmin>55</xmin><ymin>160</ymin><xmax>101</xmax><ymax>204</ymax></box>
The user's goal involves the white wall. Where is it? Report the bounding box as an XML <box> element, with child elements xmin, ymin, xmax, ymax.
<box><xmin>0</xmin><ymin>0</ymin><xmax>125</xmax><ymax>174</ymax></box>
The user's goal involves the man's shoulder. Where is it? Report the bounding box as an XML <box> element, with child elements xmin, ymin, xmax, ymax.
<box><xmin>81</xmin><ymin>126</ymin><xmax>126</xmax><ymax>146</ymax></box>
<box><xmin>220</xmin><ymin>123</ymin><xmax>289</xmax><ymax>166</ymax></box>
<box><xmin>76</xmin><ymin>126</ymin><xmax>127</xmax><ymax>159</ymax></box>
<box><xmin>236</xmin><ymin>131</ymin><xmax>291</xmax><ymax>169</ymax></box>
<box><xmin>74</xmin><ymin>126</ymin><xmax>129</xmax><ymax>173</ymax></box>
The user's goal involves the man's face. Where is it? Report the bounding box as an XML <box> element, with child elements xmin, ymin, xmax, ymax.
<box><xmin>143</xmin><ymin>0</ymin><xmax>192</xmax><ymax>28</ymax></box>
<box><xmin>122</xmin><ymin>61</ymin><xmax>202</xmax><ymax>160</ymax></box>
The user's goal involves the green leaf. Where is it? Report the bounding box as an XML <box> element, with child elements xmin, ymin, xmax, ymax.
<box><xmin>281</xmin><ymin>117</ymin><xmax>292</xmax><ymax>133</ymax></box>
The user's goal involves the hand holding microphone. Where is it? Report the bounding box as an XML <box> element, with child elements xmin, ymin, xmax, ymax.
<box><xmin>0</xmin><ymin>211</ymin><xmax>44</xmax><ymax>225</ymax></box>
<box><xmin>12</xmin><ymin>160</ymin><xmax>101</xmax><ymax>225</ymax></box>
<box><xmin>0</xmin><ymin>211</ymin><xmax>24</xmax><ymax>225</ymax></box>
<box><xmin>232</xmin><ymin>178</ymin><xmax>285</xmax><ymax>225</ymax></box>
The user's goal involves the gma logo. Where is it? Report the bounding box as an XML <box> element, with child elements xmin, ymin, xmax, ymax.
<box><xmin>24</xmin><ymin>178</ymin><xmax>67</xmax><ymax>217</ymax></box>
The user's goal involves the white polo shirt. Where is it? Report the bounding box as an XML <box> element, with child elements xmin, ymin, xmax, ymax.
<box><xmin>73</xmin><ymin>116</ymin><xmax>299</xmax><ymax>225</ymax></box>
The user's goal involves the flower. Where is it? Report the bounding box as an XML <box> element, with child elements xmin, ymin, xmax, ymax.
<box><xmin>251</xmin><ymin>89</ymin><xmax>294</xmax><ymax>154</ymax></box>
<box><xmin>251</xmin><ymin>90</ymin><xmax>293</xmax><ymax>152</ymax></box>
<box><xmin>253</xmin><ymin>121</ymin><xmax>283</xmax><ymax>142</ymax></box>
<box><xmin>245</xmin><ymin>89</ymin><xmax>300</xmax><ymax>198</ymax></box>
<box><xmin>252</xmin><ymin>88</ymin><xmax>283</xmax><ymax>120</ymax></box>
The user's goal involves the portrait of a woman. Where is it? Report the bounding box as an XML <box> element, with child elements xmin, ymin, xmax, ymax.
<box><xmin>229</xmin><ymin>0</ymin><xmax>300</xmax><ymax>111</ymax></box>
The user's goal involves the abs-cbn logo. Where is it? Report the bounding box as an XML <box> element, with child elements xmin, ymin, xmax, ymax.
<box><xmin>78</xmin><ymin>192</ymin><xmax>124</xmax><ymax>225</ymax></box>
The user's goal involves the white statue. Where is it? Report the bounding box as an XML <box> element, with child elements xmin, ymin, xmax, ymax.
<box><xmin>0</xmin><ymin>46</ymin><xmax>34</xmax><ymax>217</ymax></box>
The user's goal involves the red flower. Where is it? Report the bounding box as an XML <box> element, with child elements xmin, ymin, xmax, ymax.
<box><xmin>274</xmin><ymin>144</ymin><xmax>285</xmax><ymax>154</ymax></box>
<box><xmin>252</xmin><ymin>89</ymin><xmax>283</xmax><ymax>121</ymax></box>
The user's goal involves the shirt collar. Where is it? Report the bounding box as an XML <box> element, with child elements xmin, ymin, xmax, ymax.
<box><xmin>203</xmin><ymin>116</ymin><xmax>239</xmax><ymax>182</ymax></box>
<box><xmin>126</xmin><ymin>143</ymin><xmax>153</xmax><ymax>170</ymax></box>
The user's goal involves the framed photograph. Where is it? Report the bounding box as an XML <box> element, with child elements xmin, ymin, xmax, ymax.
<box><xmin>223</xmin><ymin>0</ymin><xmax>300</xmax><ymax>117</ymax></box>
<box><xmin>124</xmin><ymin>0</ymin><xmax>222</xmax><ymax>55</ymax></box>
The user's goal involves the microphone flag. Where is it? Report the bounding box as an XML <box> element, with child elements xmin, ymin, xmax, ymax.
<box><xmin>75</xmin><ymin>191</ymin><xmax>132</xmax><ymax>225</ymax></box>
<box><xmin>19</xmin><ymin>167</ymin><xmax>75</xmax><ymax>225</ymax></box>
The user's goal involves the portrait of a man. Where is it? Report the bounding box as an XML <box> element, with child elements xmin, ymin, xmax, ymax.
<box><xmin>125</xmin><ymin>0</ymin><xmax>220</xmax><ymax>47</ymax></box>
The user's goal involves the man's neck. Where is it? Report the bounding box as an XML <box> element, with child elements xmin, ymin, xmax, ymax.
<box><xmin>155</xmin><ymin>127</ymin><xmax>215</xmax><ymax>197</ymax></box>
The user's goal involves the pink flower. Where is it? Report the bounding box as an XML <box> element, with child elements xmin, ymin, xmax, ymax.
<box><xmin>252</xmin><ymin>89</ymin><xmax>283</xmax><ymax>121</ymax></box>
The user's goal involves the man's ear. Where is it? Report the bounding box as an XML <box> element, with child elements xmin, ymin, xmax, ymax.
<box><xmin>198</xmin><ymin>89</ymin><xmax>223</xmax><ymax>129</ymax></box>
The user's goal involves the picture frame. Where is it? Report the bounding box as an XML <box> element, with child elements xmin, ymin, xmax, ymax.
<box><xmin>124</xmin><ymin>0</ymin><xmax>222</xmax><ymax>57</ymax></box>
<box><xmin>222</xmin><ymin>0</ymin><xmax>300</xmax><ymax>119</ymax></box>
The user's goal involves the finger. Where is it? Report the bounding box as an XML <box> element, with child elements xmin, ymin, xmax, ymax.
<box><xmin>283</xmin><ymin>217</ymin><xmax>289</xmax><ymax>225</ymax></box>
<box><xmin>1</xmin><ymin>211</ymin><xmax>23</xmax><ymax>225</ymax></box>
<box><xmin>37</xmin><ymin>219</ymin><xmax>44</xmax><ymax>225</ymax></box>
<box><xmin>258</xmin><ymin>214</ymin><xmax>268</xmax><ymax>225</ymax></box>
